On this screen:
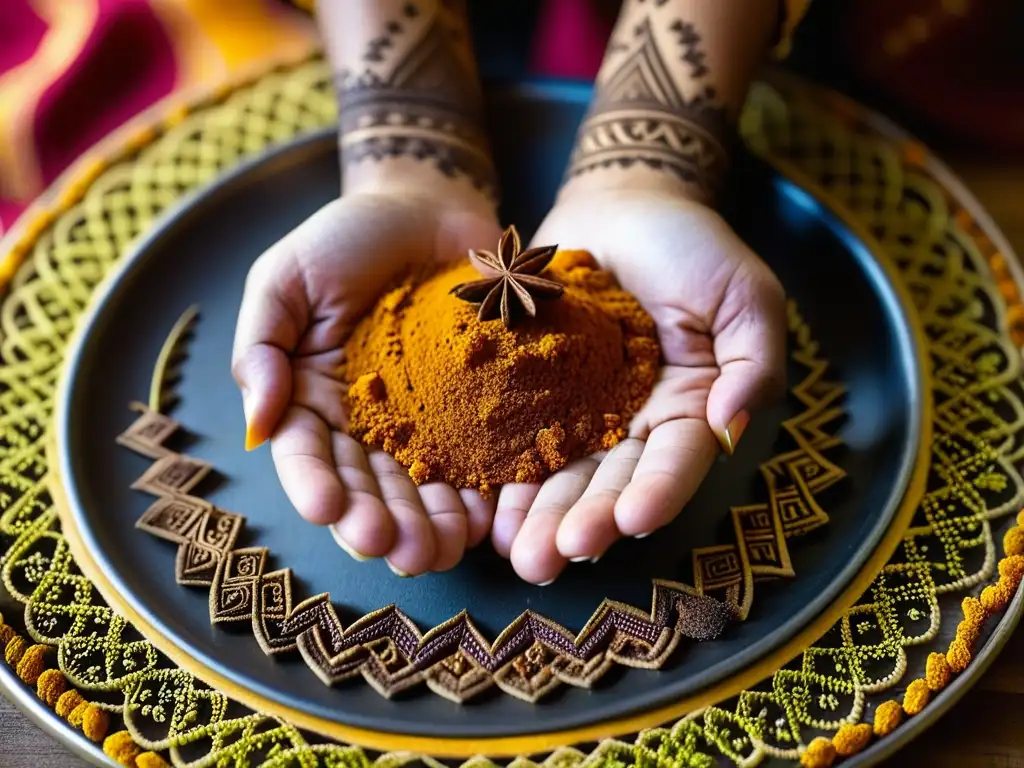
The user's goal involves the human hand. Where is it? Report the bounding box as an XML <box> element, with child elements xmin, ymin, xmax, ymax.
<box><xmin>232</xmin><ymin>188</ymin><xmax>502</xmax><ymax>576</ymax></box>
<box><xmin>492</xmin><ymin>177</ymin><xmax>787</xmax><ymax>584</ymax></box>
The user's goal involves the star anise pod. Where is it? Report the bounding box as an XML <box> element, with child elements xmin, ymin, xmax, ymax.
<box><xmin>450</xmin><ymin>225</ymin><xmax>564</xmax><ymax>328</ymax></box>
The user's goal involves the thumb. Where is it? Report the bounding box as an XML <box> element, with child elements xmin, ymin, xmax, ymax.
<box><xmin>706</xmin><ymin>263</ymin><xmax>787</xmax><ymax>455</ymax></box>
<box><xmin>231</xmin><ymin>250</ymin><xmax>306</xmax><ymax>451</ymax></box>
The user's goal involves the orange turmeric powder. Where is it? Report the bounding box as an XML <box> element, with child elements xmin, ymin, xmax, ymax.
<box><xmin>342</xmin><ymin>247</ymin><xmax>660</xmax><ymax>493</ymax></box>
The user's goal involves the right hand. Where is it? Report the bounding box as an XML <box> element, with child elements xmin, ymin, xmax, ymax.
<box><xmin>231</xmin><ymin>188</ymin><xmax>502</xmax><ymax>575</ymax></box>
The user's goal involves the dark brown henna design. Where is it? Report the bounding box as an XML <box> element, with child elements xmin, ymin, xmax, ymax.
<box><xmin>567</xmin><ymin>3</ymin><xmax>730</xmax><ymax>198</ymax></box>
<box><xmin>336</xmin><ymin>1</ymin><xmax>498</xmax><ymax>201</ymax></box>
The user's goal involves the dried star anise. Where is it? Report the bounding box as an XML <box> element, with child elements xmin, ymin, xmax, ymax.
<box><xmin>450</xmin><ymin>225</ymin><xmax>564</xmax><ymax>328</ymax></box>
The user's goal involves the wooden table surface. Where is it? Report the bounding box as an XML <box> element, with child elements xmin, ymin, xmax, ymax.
<box><xmin>0</xmin><ymin>157</ymin><xmax>1020</xmax><ymax>768</ymax></box>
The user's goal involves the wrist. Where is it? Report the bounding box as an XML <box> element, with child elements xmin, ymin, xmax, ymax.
<box><xmin>557</xmin><ymin>164</ymin><xmax>716</xmax><ymax>208</ymax></box>
<box><xmin>343</xmin><ymin>157</ymin><xmax>498</xmax><ymax>219</ymax></box>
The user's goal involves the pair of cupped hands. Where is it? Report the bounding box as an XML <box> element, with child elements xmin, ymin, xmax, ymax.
<box><xmin>231</xmin><ymin>169</ymin><xmax>787</xmax><ymax>585</ymax></box>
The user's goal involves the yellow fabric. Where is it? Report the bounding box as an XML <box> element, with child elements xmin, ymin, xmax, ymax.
<box><xmin>774</xmin><ymin>0</ymin><xmax>812</xmax><ymax>58</ymax></box>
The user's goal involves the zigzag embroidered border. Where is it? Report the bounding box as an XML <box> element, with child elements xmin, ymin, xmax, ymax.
<box><xmin>113</xmin><ymin>299</ymin><xmax>845</xmax><ymax>703</ymax></box>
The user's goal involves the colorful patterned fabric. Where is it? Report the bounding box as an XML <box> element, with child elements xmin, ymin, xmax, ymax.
<box><xmin>0</xmin><ymin>0</ymin><xmax>810</xmax><ymax>236</ymax></box>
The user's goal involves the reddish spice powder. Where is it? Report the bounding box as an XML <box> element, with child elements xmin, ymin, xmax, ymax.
<box><xmin>343</xmin><ymin>250</ymin><xmax>660</xmax><ymax>493</ymax></box>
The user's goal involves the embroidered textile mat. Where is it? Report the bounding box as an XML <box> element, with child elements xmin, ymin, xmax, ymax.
<box><xmin>0</xmin><ymin>56</ymin><xmax>1022</xmax><ymax>767</ymax></box>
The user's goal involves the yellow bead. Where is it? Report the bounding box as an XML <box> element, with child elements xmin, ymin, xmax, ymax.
<box><xmin>947</xmin><ymin>637</ymin><xmax>972</xmax><ymax>673</ymax></box>
<box><xmin>800</xmin><ymin>737</ymin><xmax>837</xmax><ymax>768</ymax></box>
<box><xmin>981</xmin><ymin>584</ymin><xmax>1008</xmax><ymax>613</ymax></box>
<box><xmin>67</xmin><ymin>700</ymin><xmax>89</xmax><ymax>727</ymax></box>
<box><xmin>925</xmin><ymin>652</ymin><xmax>952</xmax><ymax>691</ymax></box>
<box><xmin>873</xmin><ymin>700</ymin><xmax>903</xmax><ymax>737</ymax></box>
<box><xmin>55</xmin><ymin>690</ymin><xmax>85</xmax><ymax>719</ymax></box>
<box><xmin>1005</xmin><ymin>527</ymin><xmax>1024</xmax><ymax>557</ymax></box>
<box><xmin>0</xmin><ymin>625</ymin><xmax>17</xmax><ymax>650</ymax></box>
<box><xmin>16</xmin><ymin>644</ymin><xmax>48</xmax><ymax>685</ymax></box>
<box><xmin>82</xmin><ymin>705</ymin><xmax>110</xmax><ymax>742</ymax></box>
<box><xmin>832</xmin><ymin>723</ymin><xmax>872</xmax><ymax>757</ymax></box>
<box><xmin>998</xmin><ymin>554</ymin><xmax>1024</xmax><ymax>584</ymax></box>
<box><xmin>36</xmin><ymin>669</ymin><xmax>67</xmax><ymax>707</ymax></box>
<box><xmin>136</xmin><ymin>752</ymin><xmax>172</xmax><ymax>768</ymax></box>
<box><xmin>103</xmin><ymin>731</ymin><xmax>142</xmax><ymax>767</ymax></box>
<box><xmin>962</xmin><ymin>596</ymin><xmax>985</xmax><ymax>623</ymax></box>
<box><xmin>903</xmin><ymin>679</ymin><xmax>931</xmax><ymax>715</ymax></box>
<box><xmin>4</xmin><ymin>635</ymin><xmax>27</xmax><ymax>666</ymax></box>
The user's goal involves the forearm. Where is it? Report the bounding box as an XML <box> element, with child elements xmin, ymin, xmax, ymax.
<box><xmin>318</xmin><ymin>0</ymin><xmax>498</xmax><ymax>209</ymax></box>
<box><xmin>562</xmin><ymin>0</ymin><xmax>779</xmax><ymax>204</ymax></box>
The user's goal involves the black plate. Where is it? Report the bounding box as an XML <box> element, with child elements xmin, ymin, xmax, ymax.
<box><xmin>56</xmin><ymin>83</ymin><xmax>923</xmax><ymax>740</ymax></box>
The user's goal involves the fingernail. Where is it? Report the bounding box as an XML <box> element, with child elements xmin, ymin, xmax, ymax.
<box><xmin>634</xmin><ymin>532</ymin><xmax>652</xmax><ymax>540</ymax></box>
<box><xmin>716</xmin><ymin>410</ymin><xmax>750</xmax><ymax>457</ymax></box>
<box><xmin>591</xmin><ymin>554</ymin><xmax>602</xmax><ymax>564</ymax></box>
<box><xmin>386</xmin><ymin>561</ymin><xmax>411</xmax><ymax>578</ymax></box>
<box><xmin>537</xmin><ymin>579</ymin><xmax>556</xmax><ymax>587</ymax></box>
<box><xmin>242</xmin><ymin>391</ymin><xmax>266</xmax><ymax>451</ymax></box>
<box><xmin>244</xmin><ymin>422</ymin><xmax>266</xmax><ymax>452</ymax></box>
<box><xmin>570</xmin><ymin>556</ymin><xmax>590</xmax><ymax>563</ymax></box>
<box><xmin>329</xmin><ymin>527</ymin><xmax>369</xmax><ymax>562</ymax></box>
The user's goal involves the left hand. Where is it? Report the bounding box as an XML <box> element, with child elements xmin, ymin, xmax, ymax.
<box><xmin>493</xmin><ymin>177</ymin><xmax>787</xmax><ymax>584</ymax></box>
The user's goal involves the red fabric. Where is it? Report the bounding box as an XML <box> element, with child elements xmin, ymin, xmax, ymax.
<box><xmin>530</xmin><ymin>0</ymin><xmax>612</xmax><ymax>80</ymax></box>
<box><xmin>0</xmin><ymin>3</ymin><xmax>47</xmax><ymax>74</ymax></box>
<box><xmin>34</xmin><ymin>0</ymin><xmax>177</xmax><ymax>184</ymax></box>
<box><xmin>0</xmin><ymin>0</ymin><xmax>592</xmax><ymax>238</ymax></box>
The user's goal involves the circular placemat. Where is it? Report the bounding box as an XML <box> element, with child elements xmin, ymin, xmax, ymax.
<box><xmin>0</xmin><ymin>55</ymin><xmax>1022</xmax><ymax>768</ymax></box>
<box><xmin>50</xmin><ymin>110</ymin><xmax>926</xmax><ymax>751</ymax></box>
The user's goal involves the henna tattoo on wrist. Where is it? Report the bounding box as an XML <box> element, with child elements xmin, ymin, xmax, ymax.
<box><xmin>335</xmin><ymin>1</ymin><xmax>498</xmax><ymax>201</ymax></box>
<box><xmin>567</xmin><ymin>1</ymin><xmax>730</xmax><ymax>198</ymax></box>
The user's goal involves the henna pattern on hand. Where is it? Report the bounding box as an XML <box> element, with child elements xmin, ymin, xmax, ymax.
<box><xmin>567</xmin><ymin>1</ymin><xmax>730</xmax><ymax>198</ymax></box>
<box><xmin>335</xmin><ymin>1</ymin><xmax>498</xmax><ymax>201</ymax></box>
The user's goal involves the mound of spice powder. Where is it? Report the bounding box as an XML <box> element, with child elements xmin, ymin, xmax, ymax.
<box><xmin>342</xmin><ymin>230</ymin><xmax>660</xmax><ymax>493</ymax></box>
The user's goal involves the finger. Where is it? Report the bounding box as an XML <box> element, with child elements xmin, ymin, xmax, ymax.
<box><xmin>417</xmin><ymin>483</ymin><xmax>469</xmax><ymax>572</ymax></box>
<box><xmin>491</xmin><ymin>484</ymin><xmax>541</xmax><ymax>559</ymax></box>
<box><xmin>329</xmin><ymin>433</ymin><xmax>395</xmax><ymax>558</ymax></box>
<box><xmin>367</xmin><ymin>451</ymin><xmax>437</xmax><ymax>576</ymax></box>
<box><xmin>232</xmin><ymin>250</ymin><xmax>307</xmax><ymax>451</ymax></box>
<box><xmin>461</xmin><ymin>489</ymin><xmax>497</xmax><ymax>549</ymax></box>
<box><xmin>510</xmin><ymin>458</ymin><xmax>600</xmax><ymax>585</ymax></box>
<box><xmin>707</xmin><ymin>262</ymin><xmax>787</xmax><ymax>454</ymax></box>
<box><xmin>292</xmin><ymin>367</ymin><xmax>348</xmax><ymax>431</ymax></box>
<box><xmin>269</xmin><ymin>406</ymin><xmax>344</xmax><ymax>526</ymax></box>
<box><xmin>557</xmin><ymin>439</ymin><xmax>644</xmax><ymax>561</ymax></box>
<box><xmin>615</xmin><ymin>418</ymin><xmax>717</xmax><ymax>537</ymax></box>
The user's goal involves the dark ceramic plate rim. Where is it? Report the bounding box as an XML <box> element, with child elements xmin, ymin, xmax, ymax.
<box><xmin>53</xmin><ymin>89</ymin><xmax>924</xmax><ymax>739</ymax></box>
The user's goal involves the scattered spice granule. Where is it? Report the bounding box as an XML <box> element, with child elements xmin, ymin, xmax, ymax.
<box><xmin>343</xmin><ymin>250</ymin><xmax>660</xmax><ymax>490</ymax></box>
